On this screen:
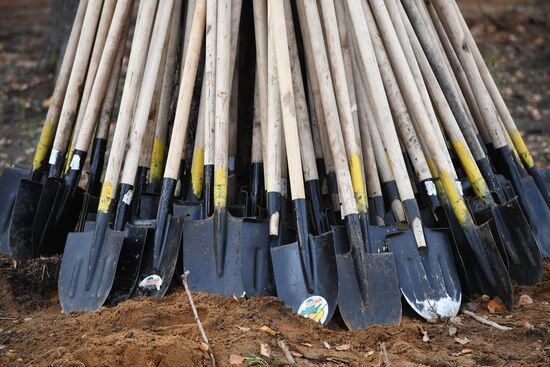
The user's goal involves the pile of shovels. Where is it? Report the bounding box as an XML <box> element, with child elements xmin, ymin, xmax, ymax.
<box><xmin>1</xmin><ymin>0</ymin><xmax>549</xmax><ymax>330</ymax></box>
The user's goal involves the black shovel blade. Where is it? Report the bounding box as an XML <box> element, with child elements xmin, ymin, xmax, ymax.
<box><xmin>106</xmin><ymin>224</ymin><xmax>149</xmax><ymax>305</ymax></box>
<box><xmin>58</xmin><ymin>228</ymin><xmax>125</xmax><ymax>313</ymax></box>
<box><xmin>241</xmin><ymin>218</ymin><xmax>273</xmax><ymax>296</ymax></box>
<box><xmin>387</xmin><ymin>228</ymin><xmax>461</xmax><ymax>321</ymax></box>
<box><xmin>517</xmin><ymin>176</ymin><xmax>550</xmax><ymax>257</ymax></box>
<box><xmin>138</xmin><ymin>193</ymin><xmax>160</xmax><ymax>220</ymax></box>
<box><xmin>333</xmin><ymin>226</ymin><xmax>401</xmax><ymax>329</ymax></box>
<box><xmin>8</xmin><ymin>179</ymin><xmax>43</xmax><ymax>259</ymax></box>
<box><xmin>134</xmin><ymin>215</ymin><xmax>184</xmax><ymax>298</ymax></box>
<box><xmin>271</xmin><ymin>231</ymin><xmax>338</xmax><ymax>325</ymax></box>
<box><xmin>0</xmin><ymin>166</ymin><xmax>30</xmax><ymax>255</ymax></box>
<box><xmin>182</xmin><ymin>213</ymin><xmax>246</xmax><ymax>296</ymax></box>
<box><xmin>173</xmin><ymin>200</ymin><xmax>204</xmax><ymax>220</ymax></box>
<box><xmin>491</xmin><ymin>200</ymin><xmax>543</xmax><ymax>284</ymax></box>
<box><xmin>461</xmin><ymin>221</ymin><xmax>514</xmax><ymax>308</ymax></box>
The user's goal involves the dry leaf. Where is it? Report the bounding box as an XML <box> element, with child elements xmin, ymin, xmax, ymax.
<box><xmin>335</xmin><ymin>344</ymin><xmax>351</xmax><ymax>351</ymax></box>
<box><xmin>365</xmin><ymin>351</ymin><xmax>374</xmax><ymax>357</ymax></box>
<box><xmin>260</xmin><ymin>343</ymin><xmax>271</xmax><ymax>358</ymax></box>
<box><xmin>229</xmin><ymin>354</ymin><xmax>245</xmax><ymax>365</ymax></box>
<box><xmin>448</xmin><ymin>326</ymin><xmax>458</xmax><ymax>336</ymax></box>
<box><xmin>198</xmin><ymin>342</ymin><xmax>209</xmax><ymax>353</ymax></box>
<box><xmin>454</xmin><ymin>337</ymin><xmax>470</xmax><ymax>345</ymax></box>
<box><xmin>487</xmin><ymin>298</ymin><xmax>506</xmax><ymax>314</ymax></box>
<box><xmin>323</xmin><ymin>341</ymin><xmax>331</xmax><ymax>349</ymax></box>
<box><xmin>518</xmin><ymin>295</ymin><xmax>533</xmax><ymax>306</ymax></box>
<box><xmin>461</xmin><ymin>348</ymin><xmax>473</xmax><ymax>355</ymax></box>
<box><xmin>290</xmin><ymin>351</ymin><xmax>303</xmax><ymax>358</ymax></box>
<box><xmin>260</xmin><ymin>326</ymin><xmax>277</xmax><ymax>336</ymax></box>
<box><xmin>237</xmin><ymin>326</ymin><xmax>250</xmax><ymax>332</ymax></box>
<box><xmin>300</xmin><ymin>342</ymin><xmax>312</xmax><ymax>348</ymax></box>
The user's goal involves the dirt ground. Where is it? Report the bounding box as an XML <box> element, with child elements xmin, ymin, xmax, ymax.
<box><xmin>1</xmin><ymin>0</ymin><xmax>550</xmax><ymax>366</ymax></box>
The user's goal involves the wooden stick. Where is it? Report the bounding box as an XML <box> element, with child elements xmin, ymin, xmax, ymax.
<box><xmin>204</xmin><ymin>0</ymin><xmax>217</xmax><ymax>168</ymax></box>
<box><xmin>32</xmin><ymin>0</ymin><xmax>88</xmax><ymax>173</ymax></box>
<box><xmin>163</xmin><ymin>0</ymin><xmax>206</xmax><ymax>180</ymax></box>
<box><xmin>182</xmin><ymin>271</ymin><xmax>217</xmax><ymax>367</ymax></box>
<box><xmin>49</xmin><ymin>0</ymin><xmax>104</xmax><ymax>167</ymax></box>
<box><xmin>277</xmin><ymin>340</ymin><xmax>296</xmax><ymax>365</ymax></box>
<box><xmin>462</xmin><ymin>310</ymin><xmax>512</xmax><ymax>331</ymax></box>
<box><xmin>97</xmin><ymin>0</ymin><xmax>159</xmax><ymax>213</ymax></box>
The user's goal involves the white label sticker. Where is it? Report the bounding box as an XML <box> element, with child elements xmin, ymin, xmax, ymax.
<box><xmin>48</xmin><ymin>149</ymin><xmax>60</xmax><ymax>165</ymax></box>
<box><xmin>424</xmin><ymin>181</ymin><xmax>437</xmax><ymax>196</ymax></box>
<box><xmin>298</xmin><ymin>296</ymin><xmax>329</xmax><ymax>324</ymax></box>
<box><xmin>122</xmin><ymin>189</ymin><xmax>133</xmax><ymax>205</ymax></box>
<box><xmin>455</xmin><ymin>180</ymin><xmax>463</xmax><ymax>196</ymax></box>
<box><xmin>70</xmin><ymin>154</ymin><xmax>81</xmax><ymax>170</ymax></box>
<box><xmin>138</xmin><ymin>275</ymin><xmax>163</xmax><ymax>291</ymax></box>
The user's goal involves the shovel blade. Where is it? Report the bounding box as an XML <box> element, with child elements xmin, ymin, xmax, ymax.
<box><xmin>271</xmin><ymin>232</ymin><xmax>338</xmax><ymax>325</ymax></box>
<box><xmin>58</xmin><ymin>228</ymin><xmax>125</xmax><ymax>313</ymax></box>
<box><xmin>106</xmin><ymin>224</ymin><xmax>149</xmax><ymax>305</ymax></box>
<box><xmin>138</xmin><ymin>193</ymin><xmax>160</xmax><ymax>220</ymax></box>
<box><xmin>490</xmin><ymin>199</ymin><xmax>543</xmax><ymax>284</ymax></box>
<box><xmin>241</xmin><ymin>218</ymin><xmax>273</xmax><ymax>296</ymax></box>
<box><xmin>134</xmin><ymin>215</ymin><xmax>184</xmax><ymax>298</ymax></box>
<box><xmin>8</xmin><ymin>179</ymin><xmax>43</xmax><ymax>259</ymax></box>
<box><xmin>387</xmin><ymin>228</ymin><xmax>461</xmax><ymax>320</ymax></box>
<box><xmin>517</xmin><ymin>176</ymin><xmax>550</xmax><ymax>257</ymax></box>
<box><xmin>0</xmin><ymin>166</ymin><xmax>30</xmax><ymax>255</ymax></box>
<box><xmin>173</xmin><ymin>200</ymin><xmax>204</xmax><ymax>220</ymax></box>
<box><xmin>333</xmin><ymin>226</ymin><xmax>401</xmax><ymax>329</ymax></box>
<box><xmin>182</xmin><ymin>214</ymin><xmax>245</xmax><ymax>296</ymax></box>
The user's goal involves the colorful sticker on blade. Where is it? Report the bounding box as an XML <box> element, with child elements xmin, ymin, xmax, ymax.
<box><xmin>298</xmin><ymin>296</ymin><xmax>329</xmax><ymax>324</ymax></box>
<box><xmin>138</xmin><ymin>275</ymin><xmax>163</xmax><ymax>291</ymax></box>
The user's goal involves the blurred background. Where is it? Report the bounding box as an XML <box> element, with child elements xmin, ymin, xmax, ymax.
<box><xmin>0</xmin><ymin>0</ymin><xmax>549</xmax><ymax>167</ymax></box>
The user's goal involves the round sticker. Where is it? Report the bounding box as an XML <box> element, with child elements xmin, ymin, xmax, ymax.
<box><xmin>297</xmin><ymin>296</ymin><xmax>329</xmax><ymax>324</ymax></box>
<box><xmin>138</xmin><ymin>275</ymin><xmax>163</xmax><ymax>291</ymax></box>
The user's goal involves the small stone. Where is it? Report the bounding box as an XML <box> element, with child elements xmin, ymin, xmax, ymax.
<box><xmin>461</xmin><ymin>348</ymin><xmax>473</xmax><ymax>355</ymax></box>
<box><xmin>260</xmin><ymin>343</ymin><xmax>271</xmax><ymax>358</ymax></box>
<box><xmin>518</xmin><ymin>295</ymin><xmax>533</xmax><ymax>306</ymax></box>
<box><xmin>454</xmin><ymin>337</ymin><xmax>470</xmax><ymax>345</ymax></box>
<box><xmin>229</xmin><ymin>354</ymin><xmax>245</xmax><ymax>365</ymax></box>
<box><xmin>323</xmin><ymin>341</ymin><xmax>331</xmax><ymax>349</ymax></box>
<box><xmin>126</xmin><ymin>330</ymin><xmax>134</xmax><ymax>338</ymax></box>
<box><xmin>260</xmin><ymin>326</ymin><xmax>277</xmax><ymax>336</ymax></box>
<box><xmin>335</xmin><ymin>344</ymin><xmax>351</xmax><ymax>351</ymax></box>
<box><xmin>448</xmin><ymin>326</ymin><xmax>458</xmax><ymax>336</ymax></box>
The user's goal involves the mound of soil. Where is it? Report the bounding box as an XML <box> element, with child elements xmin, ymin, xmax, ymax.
<box><xmin>0</xmin><ymin>256</ymin><xmax>549</xmax><ymax>366</ymax></box>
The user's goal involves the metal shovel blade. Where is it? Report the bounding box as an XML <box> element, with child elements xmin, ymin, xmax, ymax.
<box><xmin>0</xmin><ymin>166</ymin><xmax>30</xmax><ymax>254</ymax></box>
<box><xmin>182</xmin><ymin>213</ymin><xmax>246</xmax><ymax>296</ymax></box>
<box><xmin>106</xmin><ymin>224</ymin><xmax>149</xmax><ymax>305</ymax></box>
<box><xmin>241</xmin><ymin>218</ymin><xmax>273</xmax><ymax>296</ymax></box>
<box><xmin>271</xmin><ymin>231</ymin><xmax>338</xmax><ymax>325</ymax></box>
<box><xmin>8</xmin><ymin>179</ymin><xmax>43</xmax><ymax>259</ymax></box>
<box><xmin>517</xmin><ymin>175</ymin><xmax>550</xmax><ymax>257</ymax></box>
<box><xmin>333</xmin><ymin>226</ymin><xmax>401</xmax><ymax>329</ymax></box>
<box><xmin>173</xmin><ymin>200</ymin><xmax>204</xmax><ymax>220</ymax></box>
<box><xmin>58</xmin><ymin>227</ymin><xmax>125</xmax><ymax>313</ymax></box>
<box><xmin>387</xmin><ymin>228</ymin><xmax>461</xmax><ymax>320</ymax></box>
<box><xmin>138</xmin><ymin>193</ymin><xmax>160</xmax><ymax>220</ymax></box>
<box><xmin>469</xmin><ymin>197</ymin><xmax>543</xmax><ymax>285</ymax></box>
<box><xmin>134</xmin><ymin>215</ymin><xmax>184</xmax><ymax>298</ymax></box>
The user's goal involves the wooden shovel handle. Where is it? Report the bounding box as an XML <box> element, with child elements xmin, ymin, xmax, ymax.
<box><xmin>251</xmin><ymin>72</ymin><xmax>263</xmax><ymax>164</ymax></box>
<box><xmin>50</xmin><ymin>0</ymin><xmax>104</xmax><ymax>155</ymax></box>
<box><xmin>32</xmin><ymin>0</ymin><xmax>88</xmax><ymax>173</ymax></box>
<box><xmin>203</xmin><ymin>0</ymin><xmax>217</xmax><ymax>167</ymax></box>
<box><xmin>284</xmin><ymin>0</ymin><xmax>319</xmax><ymax>182</ymax></box>
<box><xmin>299</xmin><ymin>0</ymin><xmax>356</xmax><ymax>216</ymax></box>
<box><xmin>74</xmin><ymin>0</ymin><xmax>133</xmax><ymax>153</ymax></box>
<box><xmin>163</xmin><ymin>0</ymin><xmax>206</xmax><ymax>180</ymax></box>
<box><xmin>97</xmin><ymin>0</ymin><xmax>159</xmax><ymax>214</ymax></box>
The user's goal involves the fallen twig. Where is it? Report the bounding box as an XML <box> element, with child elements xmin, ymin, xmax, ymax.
<box><xmin>462</xmin><ymin>310</ymin><xmax>512</xmax><ymax>331</ymax></box>
<box><xmin>277</xmin><ymin>340</ymin><xmax>295</xmax><ymax>365</ymax></box>
<box><xmin>182</xmin><ymin>271</ymin><xmax>216</xmax><ymax>367</ymax></box>
<box><xmin>379</xmin><ymin>342</ymin><xmax>391</xmax><ymax>367</ymax></box>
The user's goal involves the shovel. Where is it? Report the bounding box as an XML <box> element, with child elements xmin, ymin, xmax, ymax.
<box><xmin>6</xmin><ymin>0</ymin><xmax>102</xmax><ymax>260</ymax></box>
<box><xmin>131</xmin><ymin>0</ymin><xmax>204</xmax><ymax>299</ymax></box>
<box><xmin>58</xmin><ymin>0</ymin><xmax>168</xmax><ymax>313</ymax></box>
<box><xmin>33</xmin><ymin>8</ymin><xmax>132</xmax><ymax>258</ymax></box>
<box><xmin>426</xmin><ymin>0</ymin><xmax>550</xmax><ymax>261</ymax></box>
<box><xmin>183</xmin><ymin>0</ymin><xmax>270</xmax><ymax>297</ymax></box>
<box><xmin>270</xmin><ymin>0</ymin><xmax>338</xmax><ymax>325</ymax></box>
<box><xmin>399</xmin><ymin>2</ymin><xmax>542</xmax><ymax>285</ymax></box>
<box><xmin>248</xmin><ymin>74</ymin><xmax>264</xmax><ymax>218</ymax></box>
